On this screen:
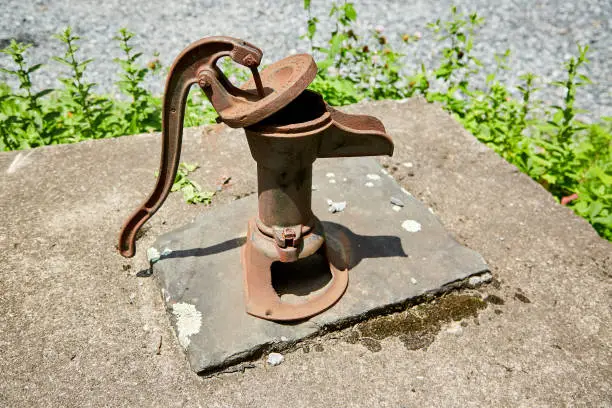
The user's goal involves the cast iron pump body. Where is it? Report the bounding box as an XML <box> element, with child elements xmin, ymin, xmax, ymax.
<box><xmin>118</xmin><ymin>37</ymin><xmax>393</xmax><ymax>321</ymax></box>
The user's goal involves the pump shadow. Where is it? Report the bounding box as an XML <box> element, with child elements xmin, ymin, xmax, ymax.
<box><xmin>160</xmin><ymin>221</ymin><xmax>407</xmax><ymax>270</ymax></box>
<box><xmin>160</xmin><ymin>236</ymin><xmax>247</xmax><ymax>260</ymax></box>
<box><xmin>321</xmin><ymin>221</ymin><xmax>407</xmax><ymax>270</ymax></box>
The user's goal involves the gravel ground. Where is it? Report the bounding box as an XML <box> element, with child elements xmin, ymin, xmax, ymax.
<box><xmin>1</xmin><ymin>0</ymin><xmax>611</xmax><ymax>119</ymax></box>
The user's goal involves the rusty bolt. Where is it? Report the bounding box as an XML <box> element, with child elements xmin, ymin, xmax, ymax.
<box><xmin>242</xmin><ymin>54</ymin><xmax>258</xmax><ymax>67</ymax></box>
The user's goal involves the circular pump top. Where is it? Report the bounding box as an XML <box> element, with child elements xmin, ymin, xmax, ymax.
<box><xmin>118</xmin><ymin>36</ymin><xmax>318</xmax><ymax>257</ymax></box>
<box><xmin>205</xmin><ymin>53</ymin><xmax>318</xmax><ymax>128</ymax></box>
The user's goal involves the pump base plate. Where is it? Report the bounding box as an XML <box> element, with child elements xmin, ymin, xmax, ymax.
<box><xmin>151</xmin><ymin>157</ymin><xmax>489</xmax><ymax>375</ymax></box>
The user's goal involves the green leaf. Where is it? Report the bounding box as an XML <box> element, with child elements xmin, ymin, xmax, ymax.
<box><xmin>182</xmin><ymin>162</ymin><xmax>198</xmax><ymax>172</ymax></box>
<box><xmin>27</xmin><ymin>63</ymin><xmax>44</xmax><ymax>73</ymax></box>
<box><xmin>34</xmin><ymin>89</ymin><xmax>54</xmax><ymax>99</ymax></box>
<box><xmin>345</xmin><ymin>3</ymin><xmax>357</xmax><ymax>20</ymax></box>
<box><xmin>589</xmin><ymin>200</ymin><xmax>604</xmax><ymax>218</ymax></box>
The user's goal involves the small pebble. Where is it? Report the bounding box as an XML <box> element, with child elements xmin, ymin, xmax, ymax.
<box><xmin>312</xmin><ymin>185</ymin><xmax>319</xmax><ymax>191</ymax></box>
<box><xmin>367</xmin><ymin>174</ymin><xmax>381</xmax><ymax>180</ymax></box>
<box><xmin>403</xmin><ymin>162</ymin><xmax>414</xmax><ymax>168</ymax></box>
<box><xmin>390</xmin><ymin>196</ymin><xmax>404</xmax><ymax>207</ymax></box>
<box><xmin>392</xmin><ymin>205</ymin><xmax>402</xmax><ymax>212</ymax></box>
<box><xmin>410</xmin><ymin>277</ymin><xmax>417</xmax><ymax>284</ymax></box>
<box><xmin>329</xmin><ymin>179</ymin><xmax>336</xmax><ymax>184</ymax></box>
<box><xmin>267</xmin><ymin>352</ymin><xmax>284</xmax><ymax>366</ymax></box>
<box><xmin>381</xmin><ymin>168</ymin><xmax>388</xmax><ymax>175</ymax></box>
<box><xmin>326</xmin><ymin>172</ymin><xmax>335</xmax><ymax>178</ymax></box>
<box><xmin>365</xmin><ymin>182</ymin><xmax>374</xmax><ymax>188</ymax></box>
<box><xmin>280</xmin><ymin>336</ymin><xmax>288</xmax><ymax>342</ymax></box>
<box><xmin>468</xmin><ymin>272</ymin><xmax>493</xmax><ymax>287</ymax></box>
<box><xmin>328</xmin><ymin>200</ymin><xmax>347</xmax><ymax>213</ymax></box>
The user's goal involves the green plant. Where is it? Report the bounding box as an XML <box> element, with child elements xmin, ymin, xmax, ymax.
<box><xmin>163</xmin><ymin>162</ymin><xmax>215</xmax><ymax>204</ymax></box>
<box><xmin>530</xmin><ymin>45</ymin><xmax>591</xmax><ymax>194</ymax></box>
<box><xmin>0</xmin><ymin>40</ymin><xmax>58</xmax><ymax>149</ymax></box>
<box><xmin>427</xmin><ymin>7</ymin><xmax>484</xmax><ymax>93</ymax></box>
<box><xmin>53</xmin><ymin>27</ymin><xmax>115</xmax><ymax>140</ymax></box>
<box><xmin>303</xmin><ymin>0</ymin><xmax>415</xmax><ymax>101</ymax></box>
<box><xmin>113</xmin><ymin>28</ymin><xmax>161</xmax><ymax>134</ymax></box>
<box><xmin>0</xmin><ymin>27</ymin><xmax>218</xmax><ymax>152</ymax></box>
<box><xmin>568</xmin><ymin>121</ymin><xmax>612</xmax><ymax>239</ymax></box>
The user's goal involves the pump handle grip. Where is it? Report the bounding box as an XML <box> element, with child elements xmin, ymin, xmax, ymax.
<box><xmin>118</xmin><ymin>37</ymin><xmax>263</xmax><ymax>258</ymax></box>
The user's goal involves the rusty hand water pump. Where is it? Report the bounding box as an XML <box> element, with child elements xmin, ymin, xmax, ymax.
<box><xmin>118</xmin><ymin>37</ymin><xmax>393</xmax><ymax>321</ymax></box>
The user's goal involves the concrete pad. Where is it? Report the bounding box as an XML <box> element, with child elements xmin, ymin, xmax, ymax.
<box><xmin>152</xmin><ymin>157</ymin><xmax>488</xmax><ymax>374</ymax></box>
<box><xmin>0</xmin><ymin>98</ymin><xmax>610</xmax><ymax>407</ymax></box>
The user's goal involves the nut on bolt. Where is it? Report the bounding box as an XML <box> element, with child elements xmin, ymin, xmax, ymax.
<box><xmin>242</xmin><ymin>54</ymin><xmax>258</xmax><ymax>67</ymax></box>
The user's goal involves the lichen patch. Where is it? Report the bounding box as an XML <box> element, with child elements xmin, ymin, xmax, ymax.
<box><xmin>171</xmin><ymin>303</ymin><xmax>202</xmax><ymax>349</ymax></box>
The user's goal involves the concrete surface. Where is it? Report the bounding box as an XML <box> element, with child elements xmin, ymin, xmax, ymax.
<box><xmin>0</xmin><ymin>98</ymin><xmax>610</xmax><ymax>407</ymax></box>
<box><xmin>152</xmin><ymin>156</ymin><xmax>488</xmax><ymax>375</ymax></box>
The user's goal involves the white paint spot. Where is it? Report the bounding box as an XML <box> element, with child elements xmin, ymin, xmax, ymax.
<box><xmin>6</xmin><ymin>150</ymin><xmax>35</xmax><ymax>174</ymax></box>
<box><xmin>392</xmin><ymin>205</ymin><xmax>402</xmax><ymax>212</ymax></box>
<box><xmin>428</xmin><ymin>207</ymin><xmax>435</xmax><ymax>214</ymax></box>
<box><xmin>329</xmin><ymin>179</ymin><xmax>336</xmax><ymax>184</ymax></box>
<box><xmin>403</xmin><ymin>162</ymin><xmax>414</xmax><ymax>168</ymax></box>
<box><xmin>380</xmin><ymin>168</ymin><xmax>388</xmax><ymax>175</ymax></box>
<box><xmin>410</xmin><ymin>277</ymin><xmax>417</xmax><ymax>284</ymax></box>
<box><xmin>366</xmin><ymin>174</ymin><xmax>381</xmax><ymax>180</ymax></box>
<box><xmin>401</xmin><ymin>219</ymin><xmax>422</xmax><ymax>233</ymax></box>
<box><xmin>400</xmin><ymin>187</ymin><xmax>413</xmax><ymax>197</ymax></box>
<box><xmin>343</xmin><ymin>178</ymin><xmax>347</xmax><ymax>182</ymax></box>
<box><xmin>171</xmin><ymin>303</ymin><xmax>202</xmax><ymax>350</ymax></box>
<box><xmin>326</xmin><ymin>172</ymin><xmax>335</xmax><ymax>178</ymax></box>
<box><xmin>147</xmin><ymin>247</ymin><xmax>161</xmax><ymax>263</ymax></box>
<box><xmin>267</xmin><ymin>352</ymin><xmax>284</xmax><ymax>366</ymax></box>
<box><xmin>365</xmin><ymin>182</ymin><xmax>374</xmax><ymax>188</ymax></box>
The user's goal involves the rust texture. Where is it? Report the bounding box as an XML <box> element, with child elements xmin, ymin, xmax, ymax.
<box><xmin>119</xmin><ymin>36</ymin><xmax>394</xmax><ymax>321</ymax></box>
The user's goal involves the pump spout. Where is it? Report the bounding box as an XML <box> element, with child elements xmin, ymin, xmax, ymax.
<box><xmin>317</xmin><ymin>105</ymin><xmax>394</xmax><ymax>158</ymax></box>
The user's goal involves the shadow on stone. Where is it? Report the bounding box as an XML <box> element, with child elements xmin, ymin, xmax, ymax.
<box><xmin>161</xmin><ymin>236</ymin><xmax>247</xmax><ymax>260</ymax></box>
<box><xmin>161</xmin><ymin>223</ymin><xmax>406</xmax><ymax>272</ymax></box>
<box><xmin>322</xmin><ymin>221</ymin><xmax>407</xmax><ymax>269</ymax></box>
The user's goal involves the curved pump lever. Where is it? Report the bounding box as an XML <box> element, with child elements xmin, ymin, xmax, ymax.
<box><xmin>118</xmin><ymin>37</ymin><xmax>264</xmax><ymax>258</ymax></box>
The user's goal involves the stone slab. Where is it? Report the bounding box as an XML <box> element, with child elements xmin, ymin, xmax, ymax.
<box><xmin>151</xmin><ymin>156</ymin><xmax>489</xmax><ymax>374</ymax></box>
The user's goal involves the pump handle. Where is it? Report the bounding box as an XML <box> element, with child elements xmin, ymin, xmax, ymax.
<box><xmin>118</xmin><ymin>37</ymin><xmax>263</xmax><ymax>258</ymax></box>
